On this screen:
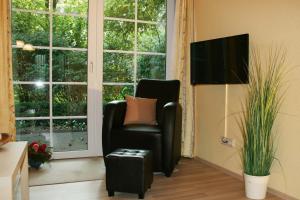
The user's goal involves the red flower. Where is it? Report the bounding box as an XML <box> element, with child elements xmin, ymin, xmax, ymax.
<box><xmin>39</xmin><ymin>144</ymin><xmax>47</xmax><ymax>152</ymax></box>
<box><xmin>32</xmin><ymin>143</ymin><xmax>39</xmax><ymax>152</ymax></box>
<box><xmin>30</xmin><ymin>141</ymin><xmax>38</xmax><ymax>147</ymax></box>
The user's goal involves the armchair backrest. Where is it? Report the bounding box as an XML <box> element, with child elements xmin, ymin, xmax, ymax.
<box><xmin>135</xmin><ymin>79</ymin><xmax>180</xmax><ymax>124</ymax></box>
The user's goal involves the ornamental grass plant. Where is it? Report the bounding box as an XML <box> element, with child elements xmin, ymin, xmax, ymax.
<box><xmin>239</xmin><ymin>48</ymin><xmax>286</xmax><ymax>176</ymax></box>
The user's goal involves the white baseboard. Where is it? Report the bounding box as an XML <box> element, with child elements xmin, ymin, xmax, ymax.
<box><xmin>194</xmin><ymin>157</ymin><xmax>299</xmax><ymax>200</ymax></box>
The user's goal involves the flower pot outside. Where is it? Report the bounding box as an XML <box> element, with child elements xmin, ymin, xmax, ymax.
<box><xmin>29</xmin><ymin>159</ymin><xmax>43</xmax><ymax>169</ymax></box>
<box><xmin>244</xmin><ymin>173</ymin><xmax>270</xmax><ymax>200</ymax></box>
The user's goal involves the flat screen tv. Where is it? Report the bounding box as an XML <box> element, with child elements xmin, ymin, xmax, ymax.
<box><xmin>190</xmin><ymin>34</ymin><xmax>249</xmax><ymax>84</ymax></box>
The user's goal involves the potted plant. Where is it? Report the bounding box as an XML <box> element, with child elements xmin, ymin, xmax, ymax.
<box><xmin>239</xmin><ymin>49</ymin><xmax>286</xmax><ymax>199</ymax></box>
<box><xmin>28</xmin><ymin>141</ymin><xmax>52</xmax><ymax>169</ymax></box>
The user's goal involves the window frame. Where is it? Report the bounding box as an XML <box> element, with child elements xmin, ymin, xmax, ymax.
<box><xmin>11</xmin><ymin>0</ymin><xmax>175</xmax><ymax>157</ymax></box>
<box><xmin>11</xmin><ymin>0</ymin><xmax>98</xmax><ymax>158</ymax></box>
<box><xmin>102</xmin><ymin>0</ymin><xmax>174</xmax><ymax>96</ymax></box>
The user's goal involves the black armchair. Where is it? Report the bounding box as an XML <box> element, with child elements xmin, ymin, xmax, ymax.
<box><xmin>102</xmin><ymin>79</ymin><xmax>182</xmax><ymax>177</ymax></box>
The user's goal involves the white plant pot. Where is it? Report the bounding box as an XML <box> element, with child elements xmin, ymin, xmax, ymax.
<box><xmin>244</xmin><ymin>173</ymin><xmax>270</xmax><ymax>200</ymax></box>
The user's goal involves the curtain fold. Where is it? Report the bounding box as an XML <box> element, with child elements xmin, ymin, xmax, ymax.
<box><xmin>0</xmin><ymin>0</ymin><xmax>16</xmax><ymax>140</ymax></box>
<box><xmin>173</xmin><ymin>0</ymin><xmax>195</xmax><ymax>157</ymax></box>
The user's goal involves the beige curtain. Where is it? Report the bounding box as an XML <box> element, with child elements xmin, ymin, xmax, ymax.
<box><xmin>0</xmin><ymin>0</ymin><xmax>16</xmax><ymax>140</ymax></box>
<box><xmin>173</xmin><ymin>0</ymin><xmax>195</xmax><ymax>157</ymax></box>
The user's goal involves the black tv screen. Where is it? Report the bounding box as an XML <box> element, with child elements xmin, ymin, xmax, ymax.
<box><xmin>190</xmin><ymin>34</ymin><xmax>249</xmax><ymax>84</ymax></box>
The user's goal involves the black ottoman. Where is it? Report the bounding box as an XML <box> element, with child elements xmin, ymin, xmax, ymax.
<box><xmin>105</xmin><ymin>148</ymin><xmax>153</xmax><ymax>199</ymax></box>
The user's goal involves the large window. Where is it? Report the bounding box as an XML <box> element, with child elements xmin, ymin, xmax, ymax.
<box><xmin>103</xmin><ymin>0</ymin><xmax>167</xmax><ymax>104</ymax></box>
<box><xmin>12</xmin><ymin>0</ymin><xmax>89</xmax><ymax>153</ymax></box>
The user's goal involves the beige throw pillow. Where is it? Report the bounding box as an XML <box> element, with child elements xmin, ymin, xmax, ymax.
<box><xmin>124</xmin><ymin>95</ymin><xmax>157</xmax><ymax>125</ymax></box>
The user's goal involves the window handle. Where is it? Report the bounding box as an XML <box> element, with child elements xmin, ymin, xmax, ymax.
<box><xmin>90</xmin><ymin>62</ymin><xmax>94</xmax><ymax>73</ymax></box>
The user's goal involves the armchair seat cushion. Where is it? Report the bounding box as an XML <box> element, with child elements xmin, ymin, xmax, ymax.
<box><xmin>111</xmin><ymin>124</ymin><xmax>162</xmax><ymax>171</ymax></box>
<box><xmin>116</xmin><ymin>124</ymin><xmax>161</xmax><ymax>134</ymax></box>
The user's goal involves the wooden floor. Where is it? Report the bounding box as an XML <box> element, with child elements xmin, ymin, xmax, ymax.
<box><xmin>30</xmin><ymin>158</ymin><xmax>282</xmax><ymax>200</ymax></box>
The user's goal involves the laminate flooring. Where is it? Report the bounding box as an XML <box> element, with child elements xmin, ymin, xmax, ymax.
<box><xmin>30</xmin><ymin>158</ymin><xmax>282</xmax><ymax>200</ymax></box>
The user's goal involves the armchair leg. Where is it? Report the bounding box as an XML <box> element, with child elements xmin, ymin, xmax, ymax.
<box><xmin>108</xmin><ymin>190</ymin><xmax>114</xmax><ymax>196</ymax></box>
<box><xmin>165</xmin><ymin>171</ymin><xmax>172</xmax><ymax>177</ymax></box>
<box><xmin>139</xmin><ymin>193</ymin><xmax>144</xmax><ymax>199</ymax></box>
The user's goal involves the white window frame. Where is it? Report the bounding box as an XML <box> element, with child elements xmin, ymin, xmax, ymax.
<box><xmin>12</xmin><ymin>0</ymin><xmax>175</xmax><ymax>158</ymax></box>
<box><xmin>102</xmin><ymin>0</ymin><xmax>174</xmax><ymax>93</ymax></box>
<box><xmin>12</xmin><ymin>0</ymin><xmax>102</xmax><ymax>159</ymax></box>
<box><xmin>166</xmin><ymin>0</ymin><xmax>176</xmax><ymax>80</ymax></box>
<box><xmin>55</xmin><ymin>0</ymin><xmax>103</xmax><ymax>158</ymax></box>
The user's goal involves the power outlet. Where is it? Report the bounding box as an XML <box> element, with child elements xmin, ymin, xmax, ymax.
<box><xmin>220</xmin><ymin>136</ymin><xmax>235</xmax><ymax>147</ymax></box>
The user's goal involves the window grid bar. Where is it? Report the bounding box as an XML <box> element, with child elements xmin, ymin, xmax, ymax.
<box><xmin>13</xmin><ymin>46</ymin><xmax>166</xmax><ymax>55</ymax></box>
<box><xmin>16</xmin><ymin>117</ymin><xmax>50</xmax><ymax>120</ymax></box>
<box><xmin>53</xmin><ymin>82</ymin><xmax>88</xmax><ymax>85</ymax></box>
<box><xmin>12</xmin><ymin>48</ymin><xmax>165</xmax><ymax>56</ymax></box>
<box><xmin>104</xmin><ymin>49</ymin><xmax>135</xmax><ymax>54</ymax></box>
<box><xmin>104</xmin><ymin>49</ymin><xmax>165</xmax><ymax>56</ymax></box>
<box><xmin>49</xmin><ymin>46</ymin><xmax>87</xmax><ymax>51</ymax></box>
<box><xmin>13</xmin><ymin>8</ymin><xmax>164</xmax><ymax>25</ymax></box>
<box><xmin>49</xmin><ymin>0</ymin><xmax>54</xmax><ymax>148</ymax></box>
<box><xmin>12</xmin><ymin>8</ymin><xmax>87</xmax><ymax>18</ymax></box>
<box><xmin>52</xmin><ymin>116</ymin><xmax>87</xmax><ymax>119</ymax></box>
<box><xmin>104</xmin><ymin>16</ymin><xmax>159</xmax><ymax>25</ymax></box>
<box><xmin>12</xmin><ymin>45</ymin><xmax>87</xmax><ymax>51</ymax></box>
<box><xmin>133</xmin><ymin>0</ymin><xmax>138</xmax><ymax>94</ymax></box>
<box><xmin>16</xmin><ymin>116</ymin><xmax>87</xmax><ymax>121</ymax></box>
<box><xmin>13</xmin><ymin>81</ymin><xmax>87</xmax><ymax>85</ymax></box>
<box><xmin>137</xmin><ymin>52</ymin><xmax>166</xmax><ymax>56</ymax></box>
<box><xmin>103</xmin><ymin>82</ymin><xmax>134</xmax><ymax>86</ymax></box>
<box><xmin>13</xmin><ymin>81</ymin><xmax>51</xmax><ymax>84</ymax></box>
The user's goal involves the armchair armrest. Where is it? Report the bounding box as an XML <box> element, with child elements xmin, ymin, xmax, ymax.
<box><xmin>161</xmin><ymin>102</ymin><xmax>182</xmax><ymax>176</ymax></box>
<box><xmin>102</xmin><ymin>100</ymin><xmax>127</xmax><ymax>156</ymax></box>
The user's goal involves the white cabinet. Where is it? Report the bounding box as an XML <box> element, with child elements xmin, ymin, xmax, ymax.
<box><xmin>0</xmin><ymin>142</ymin><xmax>29</xmax><ymax>200</ymax></box>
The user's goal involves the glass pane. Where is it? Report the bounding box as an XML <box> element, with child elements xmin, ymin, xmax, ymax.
<box><xmin>12</xmin><ymin>0</ymin><xmax>49</xmax><ymax>11</ymax></box>
<box><xmin>53</xmin><ymin>119</ymin><xmax>87</xmax><ymax>152</ymax></box>
<box><xmin>104</xmin><ymin>0</ymin><xmax>135</xmax><ymax>19</ymax></box>
<box><xmin>137</xmin><ymin>0</ymin><xmax>167</xmax><ymax>21</ymax></box>
<box><xmin>52</xmin><ymin>50</ymin><xmax>87</xmax><ymax>82</ymax></box>
<box><xmin>104</xmin><ymin>20</ymin><xmax>134</xmax><ymax>50</ymax></box>
<box><xmin>103</xmin><ymin>85</ymin><xmax>133</xmax><ymax>104</ymax></box>
<box><xmin>53</xmin><ymin>85</ymin><xmax>87</xmax><ymax>116</ymax></box>
<box><xmin>137</xmin><ymin>55</ymin><xmax>166</xmax><ymax>80</ymax></box>
<box><xmin>14</xmin><ymin>84</ymin><xmax>49</xmax><ymax>117</ymax></box>
<box><xmin>103</xmin><ymin>52</ymin><xmax>134</xmax><ymax>82</ymax></box>
<box><xmin>137</xmin><ymin>23</ymin><xmax>166</xmax><ymax>52</ymax></box>
<box><xmin>54</xmin><ymin>0</ymin><xmax>88</xmax><ymax>14</ymax></box>
<box><xmin>53</xmin><ymin>15</ymin><xmax>87</xmax><ymax>48</ymax></box>
<box><xmin>12</xmin><ymin>12</ymin><xmax>49</xmax><ymax>46</ymax></box>
<box><xmin>13</xmin><ymin>49</ymin><xmax>49</xmax><ymax>81</ymax></box>
<box><xmin>16</xmin><ymin>120</ymin><xmax>50</xmax><ymax>145</ymax></box>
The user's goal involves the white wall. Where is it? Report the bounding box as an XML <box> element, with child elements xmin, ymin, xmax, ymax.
<box><xmin>194</xmin><ymin>0</ymin><xmax>300</xmax><ymax>199</ymax></box>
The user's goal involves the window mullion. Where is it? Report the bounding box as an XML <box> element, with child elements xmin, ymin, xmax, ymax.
<box><xmin>133</xmin><ymin>0</ymin><xmax>138</xmax><ymax>94</ymax></box>
<box><xmin>103</xmin><ymin>49</ymin><xmax>166</xmax><ymax>56</ymax></box>
<box><xmin>166</xmin><ymin>0</ymin><xmax>175</xmax><ymax>79</ymax></box>
<box><xmin>49</xmin><ymin>0</ymin><xmax>54</xmax><ymax>148</ymax></box>
<box><xmin>103</xmin><ymin>82</ymin><xmax>135</xmax><ymax>86</ymax></box>
<box><xmin>16</xmin><ymin>116</ymin><xmax>87</xmax><ymax>121</ymax></box>
<box><xmin>12</xmin><ymin>45</ymin><xmax>88</xmax><ymax>52</ymax></box>
<box><xmin>104</xmin><ymin>16</ymin><xmax>159</xmax><ymax>25</ymax></box>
